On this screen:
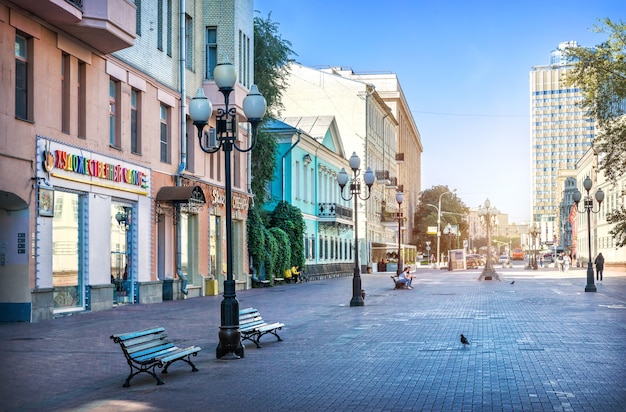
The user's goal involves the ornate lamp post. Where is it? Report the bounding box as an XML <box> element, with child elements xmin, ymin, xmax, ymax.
<box><xmin>188</xmin><ymin>63</ymin><xmax>266</xmax><ymax>359</ymax></box>
<box><xmin>477</xmin><ymin>198</ymin><xmax>500</xmax><ymax>281</ymax></box>
<box><xmin>528</xmin><ymin>224</ymin><xmax>540</xmax><ymax>270</ymax></box>
<box><xmin>572</xmin><ymin>176</ymin><xmax>604</xmax><ymax>293</ymax></box>
<box><xmin>337</xmin><ymin>152</ymin><xmax>376</xmax><ymax>306</ymax></box>
<box><xmin>435</xmin><ymin>190</ymin><xmax>455</xmax><ymax>269</ymax></box>
<box><xmin>396</xmin><ymin>191</ymin><xmax>404</xmax><ymax>275</ymax></box>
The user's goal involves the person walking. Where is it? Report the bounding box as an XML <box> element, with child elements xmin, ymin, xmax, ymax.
<box><xmin>563</xmin><ymin>254</ymin><xmax>570</xmax><ymax>272</ymax></box>
<box><xmin>594</xmin><ymin>253</ymin><xmax>605</xmax><ymax>284</ymax></box>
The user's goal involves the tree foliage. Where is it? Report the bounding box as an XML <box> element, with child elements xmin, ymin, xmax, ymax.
<box><xmin>565</xmin><ymin>18</ymin><xmax>626</xmax><ymax>247</ymax></box>
<box><xmin>269</xmin><ymin>227</ymin><xmax>291</xmax><ymax>276</ymax></box>
<box><xmin>263</xmin><ymin>227</ymin><xmax>278</xmax><ymax>283</ymax></box>
<box><xmin>413</xmin><ymin>186</ymin><xmax>469</xmax><ymax>258</ymax></box>
<box><xmin>246</xmin><ymin>205</ymin><xmax>265</xmax><ymax>276</ymax></box>
<box><xmin>251</xmin><ymin>12</ymin><xmax>296</xmax><ymax>206</ymax></box>
<box><xmin>253</xmin><ymin>12</ymin><xmax>297</xmax><ymax>118</ymax></box>
<box><xmin>270</xmin><ymin>201</ymin><xmax>306</xmax><ymax>268</ymax></box>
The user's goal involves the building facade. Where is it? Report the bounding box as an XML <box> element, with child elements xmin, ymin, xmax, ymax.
<box><xmin>530</xmin><ymin>41</ymin><xmax>595</xmax><ymax>244</ymax></box>
<box><xmin>0</xmin><ymin>0</ymin><xmax>256</xmax><ymax>322</ymax></box>
<box><xmin>280</xmin><ymin>63</ymin><xmax>420</xmax><ymax>270</ymax></box>
<box><xmin>263</xmin><ymin>117</ymin><xmax>356</xmax><ymax>274</ymax></box>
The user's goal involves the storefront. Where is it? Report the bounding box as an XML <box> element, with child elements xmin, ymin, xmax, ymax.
<box><xmin>35</xmin><ymin>137</ymin><xmax>152</xmax><ymax>315</ymax></box>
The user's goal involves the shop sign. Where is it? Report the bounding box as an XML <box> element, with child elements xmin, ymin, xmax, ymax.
<box><xmin>211</xmin><ymin>188</ymin><xmax>248</xmax><ymax>211</ymax></box>
<box><xmin>44</xmin><ymin>149</ymin><xmax>148</xmax><ymax>188</ymax></box>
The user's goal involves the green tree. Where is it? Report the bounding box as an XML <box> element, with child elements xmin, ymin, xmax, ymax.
<box><xmin>246</xmin><ymin>205</ymin><xmax>265</xmax><ymax>276</ymax></box>
<box><xmin>270</xmin><ymin>201</ymin><xmax>306</xmax><ymax>268</ymax></box>
<box><xmin>251</xmin><ymin>12</ymin><xmax>297</xmax><ymax>206</ymax></box>
<box><xmin>413</xmin><ymin>186</ymin><xmax>469</xmax><ymax>259</ymax></box>
<box><xmin>263</xmin><ymin>227</ymin><xmax>278</xmax><ymax>284</ymax></box>
<box><xmin>269</xmin><ymin>227</ymin><xmax>291</xmax><ymax>277</ymax></box>
<box><xmin>565</xmin><ymin>18</ymin><xmax>626</xmax><ymax>247</ymax></box>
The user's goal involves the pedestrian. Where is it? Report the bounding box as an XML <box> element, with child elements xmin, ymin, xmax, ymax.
<box><xmin>397</xmin><ymin>266</ymin><xmax>415</xmax><ymax>289</ymax></box>
<box><xmin>594</xmin><ymin>253</ymin><xmax>605</xmax><ymax>283</ymax></box>
<box><xmin>563</xmin><ymin>254</ymin><xmax>570</xmax><ymax>272</ymax></box>
<box><xmin>539</xmin><ymin>256</ymin><xmax>543</xmax><ymax>268</ymax></box>
<box><xmin>557</xmin><ymin>253</ymin><xmax>564</xmax><ymax>272</ymax></box>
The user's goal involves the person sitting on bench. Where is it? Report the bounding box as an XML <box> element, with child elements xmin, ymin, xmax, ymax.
<box><xmin>397</xmin><ymin>266</ymin><xmax>415</xmax><ymax>289</ymax></box>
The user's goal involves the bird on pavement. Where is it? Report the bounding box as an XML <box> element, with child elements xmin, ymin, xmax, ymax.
<box><xmin>510</xmin><ymin>281</ymin><xmax>515</xmax><ymax>284</ymax></box>
<box><xmin>460</xmin><ymin>334</ymin><xmax>470</xmax><ymax>346</ymax></box>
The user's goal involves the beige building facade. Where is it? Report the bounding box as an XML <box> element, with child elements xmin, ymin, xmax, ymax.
<box><xmin>0</xmin><ymin>0</ymin><xmax>255</xmax><ymax>322</ymax></box>
<box><xmin>280</xmin><ymin>63</ymin><xmax>422</xmax><ymax>269</ymax></box>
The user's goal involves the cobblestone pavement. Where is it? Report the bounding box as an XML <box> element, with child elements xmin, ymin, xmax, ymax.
<box><xmin>1</xmin><ymin>266</ymin><xmax>625</xmax><ymax>411</ymax></box>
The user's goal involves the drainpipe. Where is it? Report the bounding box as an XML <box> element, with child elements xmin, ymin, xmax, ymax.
<box><xmin>176</xmin><ymin>0</ymin><xmax>188</xmax><ymax>294</ymax></box>
<box><xmin>282</xmin><ymin>130</ymin><xmax>301</xmax><ymax>201</ymax></box>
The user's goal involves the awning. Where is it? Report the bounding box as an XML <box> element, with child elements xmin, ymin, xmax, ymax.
<box><xmin>155</xmin><ymin>185</ymin><xmax>206</xmax><ymax>204</ymax></box>
<box><xmin>0</xmin><ymin>190</ymin><xmax>28</xmax><ymax>211</ymax></box>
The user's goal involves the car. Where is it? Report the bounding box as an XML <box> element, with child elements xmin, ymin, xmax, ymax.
<box><xmin>499</xmin><ymin>255</ymin><xmax>510</xmax><ymax>264</ymax></box>
<box><xmin>466</xmin><ymin>254</ymin><xmax>480</xmax><ymax>269</ymax></box>
<box><xmin>511</xmin><ymin>248</ymin><xmax>525</xmax><ymax>260</ymax></box>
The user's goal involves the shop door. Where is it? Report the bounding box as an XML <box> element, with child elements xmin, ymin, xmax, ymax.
<box><xmin>111</xmin><ymin>204</ymin><xmax>134</xmax><ymax>304</ymax></box>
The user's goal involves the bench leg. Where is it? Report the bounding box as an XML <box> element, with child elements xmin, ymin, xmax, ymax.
<box><xmin>123</xmin><ymin>362</ymin><xmax>164</xmax><ymax>387</ymax></box>
<box><xmin>162</xmin><ymin>354</ymin><xmax>199</xmax><ymax>374</ymax></box>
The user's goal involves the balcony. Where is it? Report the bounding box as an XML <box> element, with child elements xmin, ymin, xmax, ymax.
<box><xmin>318</xmin><ymin>203</ymin><xmax>353</xmax><ymax>233</ymax></box>
<box><xmin>57</xmin><ymin>0</ymin><xmax>136</xmax><ymax>54</ymax></box>
<box><xmin>17</xmin><ymin>0</ymin><xmax>83</xmax><ymax>24</ymax></box>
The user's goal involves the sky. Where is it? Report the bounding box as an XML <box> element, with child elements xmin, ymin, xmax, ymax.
<box><xmin>254</xmin><ymin>0</ymin><xmax>623</xmax><ymax>223</ymax></box>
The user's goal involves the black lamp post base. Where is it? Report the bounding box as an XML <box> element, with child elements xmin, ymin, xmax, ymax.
<box><xmin>216</xmin><ymin>326</ymin><xmax>244</xmax><ymax>359</ymax></box>
<box><xmin>584</xmin><ymin>263</ymin><xmax>596</xmax><ymax>292</ymax></box>
<box><xmin>350</xmin><ymin>268</ymin><xmax>364</xmax><ymax>307</ymax></box>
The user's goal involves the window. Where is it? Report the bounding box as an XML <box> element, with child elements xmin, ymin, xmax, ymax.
<box><xmin>61</xmin><ymin>53</ymin><xmax>71</xmax><ymax>133</ymax></box>
<box><xmin>186</xmin><ymin>118</ymin><xmax>195</xmax><ymax>172</ymax></box>
<box><xmin>130</xmin><ymin>89</ymin><xmax>141</xmax><ymax>153</ymax></box>
<box><xmin>15</xmin><ymin>33</ymin><xmax>31</xmax><ymax>120</ymax></box>
<box><xmin>206</xmin><ymin>27</ymin><xmax>217</xmax><ymax>79</ymax></box>
<box><xmin>109</xmin><ymin>79</ymin><xmax>121</xmax><ymax>148</ymax></box>
<box><xmin>157</xmin><ymin>0</ymin><xmax>163</xmax><ymax>51</ymax></box>
<box><xmin>185</xmin><ymin>14</ymin><xmax>193</xmax><ymax>70</ymax></box>
<box><xmin>135</xmin><ymin>0</ymin><xmax>141</xmax><ymax>36</ymax></box>
<box><xmin>77</xmin><ymin>61</ymin><xmax>86</xmax><ymax>138</ymax></box>
<box><xmin>166</xmin><ymin>0</ymin><xmax>172</xmax><ymax>56</ymax></box>
<box><xmin>160</xmin><ymin>104</ymin><xmax>170</xmax><ymax>163</ymax></box>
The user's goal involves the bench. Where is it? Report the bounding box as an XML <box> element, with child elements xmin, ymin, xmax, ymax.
<box><xmin>273</xmin><ymin>277</ymin><xmax>285</xmax><ymax>285</ymax></box>
<box><xmin>251</xmin><ymin>275</ymin><xmax>270</xmax><ymax>288</ymax></box>
<box><xmin>391</xmin><ymin>275</ymin><xmax>409</xmax><ymax>290</ymax></box>
<box><xmin>239</xmin><ymin>307</ymin><xmax>284</xmax><ymax>348</ymax></box>
<box><xmin>110</xmin><ymin>326</ymin><xmax>201</xmax><ymax>387</ymax></box>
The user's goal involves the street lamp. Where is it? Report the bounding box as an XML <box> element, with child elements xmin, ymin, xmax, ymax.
<box><xmin>189</xmin><ymin>63</ymin><xmax>266</xmax><ymax>359</ymax></box>
<box><xmin>338</xmin><ymin>152</ymin><xmax>376</xmax><ymax>306</ymax></box>
<box><xmin>477</xmin><ymin>198</ymin><xmax>500</xmax><ymax>281</ymax></box>
<box><xmin>396</xmin><ymin>191</ymin><xmax>404</xmax><ymax>275</ymax></box>
<box><xmin>433</xmin><ymin>190</ymin><xmax>455</xmax><ymax>269</ymax></box>
<box><xmin>572</xmin><ymin>176</ymin><xmax>604</xmax><ymax>293</ymax></box>
<box><xmin>527</xmin><ymin>223</ymin><xmax>540</xmax><ymax>270</ymax></box>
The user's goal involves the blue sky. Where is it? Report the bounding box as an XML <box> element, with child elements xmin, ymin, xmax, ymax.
<box><xmin>254</xmin><ymin>0</ymin><xmax>623</xmax><ymax>223</ymax></box>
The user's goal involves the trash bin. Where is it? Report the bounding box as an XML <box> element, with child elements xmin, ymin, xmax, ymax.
<box><xmin>163</xmin><ymin>279</ymin><xmax>174</xmax><ymax>300</ymax></box>
<box><xmin>205</xmin><ymin>279</ymin><xmax>218</xmax><ymax>296</ymax></box>
<box><xmin>367</xmin><ymin>263</ymin><xmax>373</xmax><ymax>273</ymax></box>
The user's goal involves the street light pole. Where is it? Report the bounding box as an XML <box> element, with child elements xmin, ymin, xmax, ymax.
<box><xmin>436</xmin><ymin>190</ymin><xmax>455</xmax><ymax>269</ymax></box>
<box><xmin>189</xmin><ymin>63</ymin><xmax>266</xmax><ymax>359</ymax></box>
<box><xmin>338</xmin><ymin>152</ymin><xmax>376</xmax><ymax>307</ymax></box>
<box><xmin>572</xmin><ymin>176</ymin><xmax>604</xmax><ymax>293</ymax></box>
<box><xmin>396</xmin><ymin>191</ymin><xmax>404</xmax><ymax>275</ymax></box>
<box><xmin>477</xmin><ymin>198</ymin><xmax>500</xmax><ymax>281</ymax></box>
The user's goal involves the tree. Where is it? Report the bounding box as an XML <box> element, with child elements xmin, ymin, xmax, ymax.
<box><xmin>270</xmin><ymin>201</ymin><xmax>306</xmax><ymax>268</ymax></box>
<box><xmin>565</xmin><ymin>18</ymin><xmax>626</xmax><ymax>247</ymax></box>
<box><xmin>413</xmin><ymin>186</ymin><xmax>469</xmax><ymax>259</ymax></box>
<box><xmin>251</xmin><ymin>12</ymin><xmax>297</xmax><ymax>206</ymax></box>
<box><xmin>269</xmin><ymin>227</ymin><xmax>291</xmax><ymax>277</ymax></box>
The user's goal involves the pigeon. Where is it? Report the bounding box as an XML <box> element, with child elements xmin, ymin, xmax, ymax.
<box><xmin>510</xmin><ymin>281</ymin><xmax>515</xmax><ymax>284</ymax></box>
<box><xmin>460</xmin><ymin>334</ymin><xmax>470</xmax><ymax>346</ymax></box>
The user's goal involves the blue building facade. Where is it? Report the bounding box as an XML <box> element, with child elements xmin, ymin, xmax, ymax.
<box><xmin>263</xmin><ymin>117</ymin><xmax>355</xmax><ymax>273</ymax></box>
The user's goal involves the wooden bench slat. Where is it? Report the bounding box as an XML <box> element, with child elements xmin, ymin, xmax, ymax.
<box><xmin>110</xmin><ymin>327</ymin><xmax>201</xmax><ymax>387</ymax></box>
<box><xmin>112</xmin><ymin>327</ymin><xmax>165</xmax><ymax>340</ymax></box>
<box><xmin>238</xmin><ymin>308</ymin><xmax>284</xmax><ymax>348</ymax></box>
